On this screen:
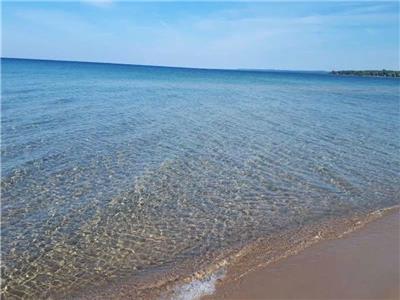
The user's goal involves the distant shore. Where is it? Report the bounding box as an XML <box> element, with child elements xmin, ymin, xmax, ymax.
<box><xmin>204</xmin><ymin>207</ymin><xmax>399</xmax><ymax>300</ymax></box>
<box><xmin>331</xmin><ymin>70</ymin><xmax>400</xmax><ymax>77</ymax></box>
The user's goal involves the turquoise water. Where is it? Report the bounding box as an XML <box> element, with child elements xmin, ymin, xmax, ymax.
<box><xmin>1</xmin><ymin>58</ymin><xmax>399</xmax><ymax>298</ymax></box>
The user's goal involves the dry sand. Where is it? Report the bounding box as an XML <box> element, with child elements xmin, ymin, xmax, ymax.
<box><xmin>205</xmin><ymin>209</ymin><xmax>399</xmax><ymax>300</ymax></box>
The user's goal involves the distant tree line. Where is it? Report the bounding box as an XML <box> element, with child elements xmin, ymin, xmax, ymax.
<box><xmin>331</xmin><ymin>69</ymin><xmax>400</xmax><ymax>77</ymax></box>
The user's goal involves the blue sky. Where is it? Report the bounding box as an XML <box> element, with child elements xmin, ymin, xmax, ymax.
<box><xmin>2</xmin><ymin>1</ymin><xmax>399</xmax><ymax>70</ymax></box>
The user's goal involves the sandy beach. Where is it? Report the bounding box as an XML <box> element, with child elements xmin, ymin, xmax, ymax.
<box><xmin>205</xmin><ymin>209</ymin><xmax>399</xmax><ymax>300</ymax></box>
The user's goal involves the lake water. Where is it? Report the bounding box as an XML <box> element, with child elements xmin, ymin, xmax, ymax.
<box><xmin>1</xmin><ymin>58</ymin><xmax>399</xmax><ymax>298</ymax></box>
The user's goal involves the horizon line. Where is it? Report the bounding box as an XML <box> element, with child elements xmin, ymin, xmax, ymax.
<box><xmin>1</xmin><ymin>56</ymin><xmax>332</xmax><ymax>73</ymax></box>
<box><xmin>3</xmin><ymin>57</ymin><xmax>399</xmax><ymax>73</ymax></box>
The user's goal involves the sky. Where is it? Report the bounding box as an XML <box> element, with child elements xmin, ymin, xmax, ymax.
<box><xmin>2</xmin><ymin>1</ymin><xmax>399</xmax><ymax>70</ymax></box>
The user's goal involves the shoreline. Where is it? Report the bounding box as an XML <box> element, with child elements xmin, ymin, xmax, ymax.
<box><xmin>151</xmin><ymin>206</ymin><xmax>399</xmax><ymax>300</ymax></box>
<box><xmin>63</xmin><ymin>206</ymin><xmax>399</xmax><ymax>299</ymax></box>
<box><xmin>203</xmin><ymin>207</ymin><xmax>399</xmax><ymax>300</ymax></box>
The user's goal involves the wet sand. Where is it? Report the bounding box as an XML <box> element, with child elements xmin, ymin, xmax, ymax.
<box><xmin>205</xmin><ymin>209</ymin><xmax>399</xmax><ymax>300</ymax></box>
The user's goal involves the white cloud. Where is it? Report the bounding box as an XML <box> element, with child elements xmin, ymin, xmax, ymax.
<box><xmin>81</xmin><ymin>0</ymin><xmax>113</xmax><ymax>8</ymax></box>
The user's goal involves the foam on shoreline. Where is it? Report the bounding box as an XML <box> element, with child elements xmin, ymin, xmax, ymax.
<box><xmin>165</xmin><ymin>269</ymin><xmax>226</xmax><ymax>300</ymax></box>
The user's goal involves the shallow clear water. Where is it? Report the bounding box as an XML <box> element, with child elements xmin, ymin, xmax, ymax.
<box><xmin>1</xmin><ymin>58</ymin><xmax>399</xmax><ymax>298</ymax></box>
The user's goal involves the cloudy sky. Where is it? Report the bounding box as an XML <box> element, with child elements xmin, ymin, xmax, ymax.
<box><xmin>2</xmin><ymin>1</ymin><xmax>399</xmax><ymax>70</ymax></box>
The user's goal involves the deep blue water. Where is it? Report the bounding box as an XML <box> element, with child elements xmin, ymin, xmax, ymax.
<box><xmin>1</xmin><ymin>58</ymin><xmax>399</xmax><ymax>298</ymax></box>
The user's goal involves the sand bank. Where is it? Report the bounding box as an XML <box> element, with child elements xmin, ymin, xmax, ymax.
<box><xmin>204</xmin><ymin>209</ymin><xmax>399</xmax><ymax>300</ymax></box>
